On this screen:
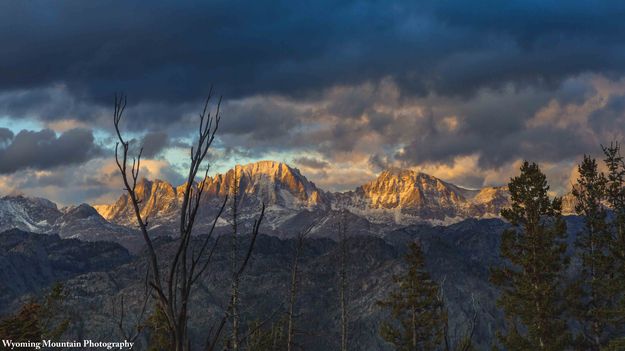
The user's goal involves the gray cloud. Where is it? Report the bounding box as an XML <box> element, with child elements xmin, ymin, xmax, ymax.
<box><xmin>0</xmin><ymin>128</ymin><xmax>13</xmax><ymax>145</ymax></box>
<box><xmin>221</xmin><ymin>98</ymin><xmax>305</xmax><ymax>139</ymax></box>
<box><xmin>589</xmin><ymin>94</ymin><xmax>625</xmax><ymax>137</ymax></box>
<box><xmin>293</xmin><ymin>156</ymin><xmax>330</xmax><ymax>169</ymax></box>
<box><xmin>2</xmin><ymin>2</ymin><xmax>625</xmax><ymax>123</ymax></box>
<box><xmin>0</xmin><ymin>128</ymin><xmax>103</xmax><ymax>174</ymax></box>
<box><xmin>210</xmin><ymin>76</ymin><xmax>619</xmax><ymax>178</ymax></box>
<box><xmin>140</xmin><ymin>131</ymin><xmax>169</xmax><ymax>158</ymax></box>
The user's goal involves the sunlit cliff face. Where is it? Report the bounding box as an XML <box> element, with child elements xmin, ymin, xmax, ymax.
<box><xmin>201</xmin><ymin>161</ymin><xmax>323</xmax><ymax>205</ymax></box>
<box><xmin>94</xmin><ymin>161</ymin><xmax>327</xmax><ymax>225</ymax></box>
<box><xmin>360</xmin><ymin>168</ymin><xmax>464</xmax><ymax>209</ymax></box>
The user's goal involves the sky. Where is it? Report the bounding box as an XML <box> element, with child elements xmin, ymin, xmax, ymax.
<box><xmin>2</xmin><ymin>1</ymin><xmax>625</xmax><ymax>205</ymax></box>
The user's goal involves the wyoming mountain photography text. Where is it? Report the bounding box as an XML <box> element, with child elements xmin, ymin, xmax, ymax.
<box><xmin>2</xmin><ymin>340</ymin><xmax>133</xmax><ymax>350</ymax></box>
<box><xmin>1</xmin><ymin>1</ymin><xmax>625</xmax><ymax>350</ymax></box>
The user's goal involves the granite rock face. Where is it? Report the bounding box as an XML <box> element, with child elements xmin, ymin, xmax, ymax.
<box><xmin>0</xmin><ymin>229</ymin><xmax>131</xmax><ymax>313</ymax></box>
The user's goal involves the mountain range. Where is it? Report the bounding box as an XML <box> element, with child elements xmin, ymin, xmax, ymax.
<box><xmin>0</xmin><ymin>160</ymin><xmax>576</xmax><ymax>247</ymax></box>
<box><xmin>93</xmin><ymin>160</ymin><xmax>572</xmax><ymax>237</ymax></box>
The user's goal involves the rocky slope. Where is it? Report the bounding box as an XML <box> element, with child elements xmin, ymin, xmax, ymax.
<box><xmin>0</xmin><ymin>195</ymin><xmax>61</xmax><ymax>233</ymax></box>
<box><xmin>3</xmin><ymin>217</ymin><xmax>585</xmax><ymax>350</ymax></box>
<box><xmin>0</xmin><ymin>219</ymin><xmax>514</xmax><ymax>350</ymax></box>
<box><xmin>0</xmin><ymin>229</ymin><xmax>131</xmax><ymax>313</ymax></box>
<box><xmin>0</xmin><ymin>195</ymin><xmax>139</xmax><ymax>249</ymax></box>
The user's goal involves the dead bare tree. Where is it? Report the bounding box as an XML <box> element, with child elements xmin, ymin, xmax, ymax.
<box><xmin>338</xmin><ymin>210</ymin><xmax>349</xmax><ymax>351</ymax></box>
<box><xmin>286</xmin><ymin>222</ymin><xmax>315</xmax><ymax>351</ymax></box>
<box><xmin>439</xmin><ymin>277</ymin><xmax>479</xmax><ymax>351</ymax></box>
<box><xmin>229</xmin><ymin>167</ymin><xmax>241</xmax><ymax>351</ymax></box>
<box><xmin>116</xmin><ymin>270</ymin><xmax>151</xmax><ymax>343</ymax></box>
<box><xmin>206</xmin><ymin>169</ymin><xmax>266</xmax><ymax>351</ymax></box>
<box><xmin>112</xmin><ymin>91</ymin><xmax>265</xmax><ymax>351</ymax></box>
<box><xmin>451</xmin><ymin>299</ymin><xmax>478</xmax><ymax>351</ymax></box>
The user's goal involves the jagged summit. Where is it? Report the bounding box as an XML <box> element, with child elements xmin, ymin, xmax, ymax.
<box><xmin>95</xmin><ymin>160</ymin><xmax>327</xmax><ymax>226</ymax></box>
<box><xmin>359</xmin><ymin>168</ymin><xmax>464</xmax><ymax>209</ymax></box>
<box><xmin>326</xmin><ymin>167</ymin><xmax>508</xmax><ymax>224</ymax></box>
<box><xmin>203</xmin><ymin>160</ymin><xmax>323</xmax><ymax>204</ymax></box>
<box><xmin>239</xmin><ymin>160</ymin><xmax>299</xmax><ymax>175</ymax></box>
<box><xmin>62</xmin><ymin>203</ymin><xmax>101</xmax><ymax>219</ymax></box>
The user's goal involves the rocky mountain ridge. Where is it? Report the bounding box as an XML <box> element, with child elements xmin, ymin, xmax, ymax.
<box><xmin>334</xmin><ymin>167</ymin><xmax>513</xmax><ymax>224</ymax></box>
<box><xmin>94</xmin><ymin>161</ymin><xmax>327</xmax><ymax>228</ymax></box>
<box><xmin>0</xmin><ymin>195</ymin><xmax>139</xmax><ymax>249</ymax></box>
<box><xmin>94</xmin><ymin>160</ymin><xmax>574</xmax><ymax>229</ymax></box>
<box><xmin>0</xmin><ymin>160</ymin><xmax>576</xmax><ymax>244</ymax></box>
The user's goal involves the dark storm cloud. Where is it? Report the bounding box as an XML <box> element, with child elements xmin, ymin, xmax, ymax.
<box><xmin>140</xmin><ymin>131</ymin><xmax>169</xmax><ymax>158</ymax></box>
<box><xmin>401</xmin><ymin>87</ymin><xmax>605</xmax><ymax>169</ymax></box>
<box><xmin>589</xmin><ymin>95</ymin><xmax>625</xmax><ymax>136</ymax></box>
<box><xmin>0</xmin><ymin>128</ymin><xmax>13</xmax><ymax>145</ymax></box>
<box><xmin>398</xmin><ymin>122</ymin><xmax>593</xmax><ymax>169</ymax></box>
<box><xmin>221</xmin><ymin>98</ymin><xmax>305</xmax><ymax>139</ymax></box>
<box><xmin>0</xmin><ymin>128</ymin><xmax>103</xmax><ymax>174</ymax></box>
<box><xmin>395</xmin><ymin>86</ymin><xmax>557</xmax><ymax>167</ymax></box>
<box><xmin>3</xmin><ymin>1</ymin><xmax>625</xmax><ymax>113</ymax></box>
<box><xmin>3</xmin><ymin>0</ymin><xmax>625</xmax><ymax>194</ymax></box>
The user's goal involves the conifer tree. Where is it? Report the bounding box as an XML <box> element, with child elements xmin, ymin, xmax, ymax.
<box><xmin>570</xmin><ymin>155</ymin><xmax>615</xmax><ymax>350</ymax></box>
<box><xmin>0</xmin><ymin>283</ymin><xmax>70</xmax><ymax>342</ymax></box>
<box><xmin>378</xmin><ymin>241</ymin><xmax>445</xmax><ymax>351</ymax></box>
<box><xmin>490</xmin><ymin>161</ymin><xmax>571</xmax><ymax>350</ymax></box>
<box><xmin>146</xmin><ymin>304</ymin><xmax>171</xmax><ymax>351</ymax></box>
<box><xmin>600</xmin><ymin>143</ymin><xmax>625</xmax><ymax>349</ymax></box>
<box><xmin>603</xmin><ymin>143</ymin><xmax>625</xmax><ymax>283</ymax></box>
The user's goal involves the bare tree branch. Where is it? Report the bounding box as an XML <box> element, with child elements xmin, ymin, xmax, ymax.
<box><xmin>113</xmin><ymin>91</ymin><xmax>247</xmax><ymax>351</ymax></box>
<box><xmin>287</xmin><ymin>221</ymin><xmax>315</xmax><ymax>351</ymax></box>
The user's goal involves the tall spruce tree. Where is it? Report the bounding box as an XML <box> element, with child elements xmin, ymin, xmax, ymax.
<box><xmin>570</xmin><ymin>155</ymin><xmax>615</xmax><ymax>350</ymax></box>
<box><xmin>601</xmin><ymin>143</ymin><xmax>625</xmax><ymax>349</ymax></box>
<box><xmin>378</xmin><ymin>241</ymin><xmax>445</xmax><ymax>351</ymax></box>
<box><xmin>490</xmin><ymin>161</ymin><xmax>571</xmax><ymax>350</ymax></box>
<box><xmin>603</xmin><ymin>142</ymin><xmax>625</xmax><ymax>283</ymax></box>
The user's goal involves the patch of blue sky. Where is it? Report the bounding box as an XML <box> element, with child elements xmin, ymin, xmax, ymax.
<box><xmin>0</xmin><ymin>116</ymin><xmax>45</xmax><ymax>134</ymax></box>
